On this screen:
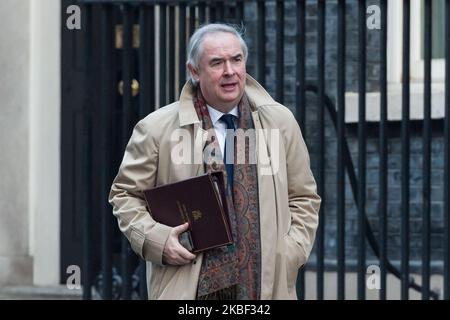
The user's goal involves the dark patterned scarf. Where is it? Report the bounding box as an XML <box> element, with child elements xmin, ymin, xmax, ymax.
<box><xmin>193</xmin><ymin>88</ymin><xmax>261</xmax><ymax>300</ymax></box>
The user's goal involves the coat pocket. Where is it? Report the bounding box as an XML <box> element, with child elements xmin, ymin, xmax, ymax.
<box><xmin>283</xmin><ymin>234</ymin><xmax>302</xmax><ymax>289</ymax></box>
<box><xmin>148</xmin><ymin>263</ymin><xmax>164</xmax><ymax>299</ymax></box>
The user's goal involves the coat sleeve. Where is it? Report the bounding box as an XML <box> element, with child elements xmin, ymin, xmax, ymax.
<box><xmin>282</xmin><ymin>109</ymin><xmax>321</xmax><ymax>268</ymax></box>
<box><xmin>108</xmin><ymin>120</ymin><xmax>172</xmax><ymax>266</ymax></box>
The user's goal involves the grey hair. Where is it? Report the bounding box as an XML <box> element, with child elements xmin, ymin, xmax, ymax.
<box><xmin>186</xmin><ymin>23</ymin><xmax>248</xmax><ymax>86</ymax></box>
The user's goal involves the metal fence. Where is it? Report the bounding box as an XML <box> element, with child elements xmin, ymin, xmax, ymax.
<box><xmin>73</xmin><ymin>0</ymin><xmax>450</xmax><ymax>300</ymax></box>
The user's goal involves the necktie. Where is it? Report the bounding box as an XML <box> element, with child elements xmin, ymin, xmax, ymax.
<box><xmin>220</xmin><ymin>114</ymin><xmax>236</xmax><ymax>191</ymax></box>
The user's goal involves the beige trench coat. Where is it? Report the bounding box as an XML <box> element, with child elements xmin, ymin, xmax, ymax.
<box><xmin>109</xmin><ymin>74</ymin><xmax>321</xmax><ymax>300</ymax></box>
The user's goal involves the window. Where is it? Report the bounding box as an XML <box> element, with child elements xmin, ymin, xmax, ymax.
<box><xmin>410</xmin><ymin>0</ymin><xmax>445</xmax><ymax>81</ymax></box>
<box><xmin>345</xmin><ymin>0</ymin><xmax>446</xmax><ymax>123</ymax></box>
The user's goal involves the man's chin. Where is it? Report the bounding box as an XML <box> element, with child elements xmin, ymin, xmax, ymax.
<box><xmin>221</xmin><ymin>98</ymin><xmax>241</xmax><ymax>108</ymax></box>
<box><xmin>220</xmin><ymin>91</ymin><xmax>244</xmax><ymax>103</ymax></box>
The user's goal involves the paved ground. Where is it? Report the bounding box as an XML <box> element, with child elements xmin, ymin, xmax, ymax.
<box><xmin>0</xmin><ymin>286</ymin><xmax>82</xmax><ymax>300</ymax></box>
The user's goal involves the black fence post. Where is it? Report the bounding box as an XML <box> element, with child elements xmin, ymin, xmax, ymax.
<box><xmin>257</xmin><ymin>0</ymin><xmax>266</xmax><ymax>87</ymax></box>
<box><xmin>357</xmin><ymin>0</ymin><xmax>367</xmax><ymax>301</ymax></box>
<box><xmin>315</xmin><ymin>0</ymin><xmax>325</xmax><ymax>301</ymax></box>
<box><xmin>422</xmin><ymin>0</ymin><xmax>432</xmax><ymax>300</ymax></box>
<box><xmin>139</xmin><ymin>4</ymin><xmax>155</xmax><ymax>118</ymax></box>
<box><xmin>81</xmin><ymin>2</ymin><xmax>93</xmax><ymax>301</ymax></box>
<box><xmin>444</xmin><ymin>0</ymin><xmax>450</xmax><ymax>301</ymax></box>
<box><xmin>294</xmin><ymin>1</ymin><xmax>307</xmax><ymax>299</ymax></box>
<box><xmin>120</xmin><ymin>3</ymin><xmax>134</xmax><ymax>300</ymax></box>
<box><xmin>401</xmin><ymin>0</ymin><xmax>411</xmax><ymax>301</ymax></box>
<box><xmin>99</xmin><ymin>3</ymin><xmax>114</xmax><ymax>300</ymax></box>
<box><xmin>159</xmin><ymin>3</ymin><xmax>167</xmax><ymax>107</ymax></box>
<box><xmin>275</xmin><ymin>0</ymin><xmax>284</xmax><ymax>104</ymax></box>
<box><xmin>379</xmin><ymin>0</ymin><xmax>388</xmax><ymax>301</ymax></box>
<box><xmin>337</xmin><ymin>0</ymin><xmax>346</xmax><ymax>300</ymax></box>
<box><xmin>179</xmin><ymin>2</ymin><xmax>187</xmax><ymax>93</ymax></box>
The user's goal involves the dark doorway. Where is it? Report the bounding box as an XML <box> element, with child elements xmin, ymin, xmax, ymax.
<box><xmin>60</xmin><ymin>1</ymin><xmax>141</xmax><ymax>287</ymax></box>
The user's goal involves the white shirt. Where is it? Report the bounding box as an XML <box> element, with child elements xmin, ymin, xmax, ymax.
<box><xmin>206</xmin><ymin>105</ymin><xmax>238</xmax><ymax>157</ymax></box>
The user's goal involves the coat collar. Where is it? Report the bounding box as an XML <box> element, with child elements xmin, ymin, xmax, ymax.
<box><xmin>178</xmin><ymin>74</ymin><xmax>275</xmax><ymax>127</ymax></box>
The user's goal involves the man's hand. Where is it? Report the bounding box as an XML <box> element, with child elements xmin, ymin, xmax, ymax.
<box><xmin>162</xmin><ymin>222</ymin><xmax>196</xmax><ymax>265</ymax></box>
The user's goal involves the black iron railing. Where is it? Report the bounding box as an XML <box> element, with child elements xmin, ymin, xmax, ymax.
<box><xmin>70</xmin><ymin>0</ymin><xmax>449</xmax><ymax>300</ymax></box>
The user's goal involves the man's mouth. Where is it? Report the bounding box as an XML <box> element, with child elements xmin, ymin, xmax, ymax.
<box><xmin>221</xmin><ymin>82</ymin><xmax>237</xmax><ymax>91</ymax></box>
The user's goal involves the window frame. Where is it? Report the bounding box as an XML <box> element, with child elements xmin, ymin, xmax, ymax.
<box><xmin>345</xmin><ymin>0</ymin><xmax>445</xmax><ymax>123</ymax></box>
<box><xmin>388</xmin><ymin>0</ymin><xmax>445</xmax><ymax>83</ymax></box>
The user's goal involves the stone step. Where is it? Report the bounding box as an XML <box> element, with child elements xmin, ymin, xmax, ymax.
<box><xmin>0</xmin><ymin>285</ymin><xmax>82</xmax><ymax>300</ymax></box>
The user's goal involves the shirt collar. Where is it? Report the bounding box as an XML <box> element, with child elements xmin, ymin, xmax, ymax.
<box><xmin>206</xmin><ymin>105</ymin><xmax>239</xmax><ymax>126</ymax></box>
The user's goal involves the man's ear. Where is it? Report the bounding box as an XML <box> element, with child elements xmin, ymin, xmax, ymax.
<box><xmin>187</xmin><ymin>63</ymin><xmax>199</xmax><ymax>81</ymax></box>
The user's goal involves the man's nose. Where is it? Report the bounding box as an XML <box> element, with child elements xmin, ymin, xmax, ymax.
<box><xmin>223</xmin><ymin>61</ymin><xmax>235</xmax><ymax>75</ymax></box>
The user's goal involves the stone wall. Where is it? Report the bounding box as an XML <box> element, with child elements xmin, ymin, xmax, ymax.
<box><xmin>0</xmin><ymin>0</ymin><xmax>33</xmax><ymax>285</ymax></box>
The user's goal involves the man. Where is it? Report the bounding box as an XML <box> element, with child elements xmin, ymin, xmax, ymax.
<box><xmin>109</xmin><ymin>23</ymin><xmax>320</xmax><ymax>300</ymax></box>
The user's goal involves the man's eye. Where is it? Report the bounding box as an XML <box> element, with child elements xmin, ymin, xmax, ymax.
<box><xmin>211</xmin><ymin>61</ymin><xmax>221</xmax><ymax>66</ymax></box>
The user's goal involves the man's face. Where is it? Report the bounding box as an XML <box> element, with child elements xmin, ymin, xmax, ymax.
<box><xmin>190</xmin><ymin>32</ymin><xmax>246</xmax><ymax>112</ymax></box>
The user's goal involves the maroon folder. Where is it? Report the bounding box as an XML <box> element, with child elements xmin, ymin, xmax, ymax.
<box><xmin>143</xmin><ymin>171</ymin><xmax>233</xmax><ymax>253</ymax></box>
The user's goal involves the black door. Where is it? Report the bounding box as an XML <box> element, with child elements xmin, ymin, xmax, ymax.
<box><xmin>60</xmin><ymin>1</ymin><xmax>141</xmax><ymax>285</ymax></box>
